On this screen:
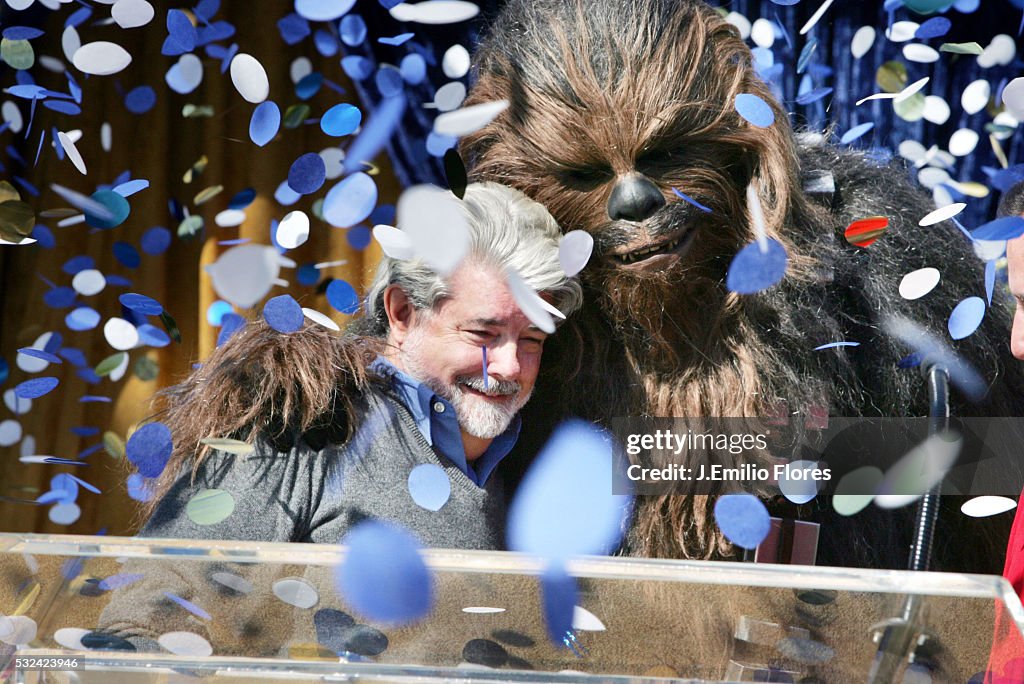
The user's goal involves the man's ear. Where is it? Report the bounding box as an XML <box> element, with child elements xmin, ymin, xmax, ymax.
<box><xmin>383</xmin><ymin>284</ymin><xmax>416</xmax><ymax>345</ymax></box>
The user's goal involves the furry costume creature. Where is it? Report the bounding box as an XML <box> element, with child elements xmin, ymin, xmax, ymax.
<box><xmin>458</xmin><ymin>0</ymin><xmax>1024</xmax><ymax>570</ymax></box>
<box><xmin>139</xmin><ymin>0</ymin><xmax>1023</xmax><ymax>574</ymax></box>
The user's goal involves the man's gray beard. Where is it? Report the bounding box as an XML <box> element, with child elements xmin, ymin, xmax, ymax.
<box><xmin>401</xmin><ymin>347</ymin><xmax>530</xmax><ymax>439</ymax></box>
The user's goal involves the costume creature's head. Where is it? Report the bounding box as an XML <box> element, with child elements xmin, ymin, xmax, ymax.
<box><xmin>461</xmin><ymin>0</ymin><xmax>816</xmax><ymax>371</ymax></box>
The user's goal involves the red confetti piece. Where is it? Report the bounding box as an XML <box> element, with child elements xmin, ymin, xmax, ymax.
<box><xmin>844</xmin><ymin>216</ymin><xmax>889</xmax><ymax>248</ymax></box>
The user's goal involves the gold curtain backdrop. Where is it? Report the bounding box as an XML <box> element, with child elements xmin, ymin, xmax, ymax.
<box><xmin>0</xmin><ymin>0</ymin><xmax>395</xmax><ymax>535</ymax></box>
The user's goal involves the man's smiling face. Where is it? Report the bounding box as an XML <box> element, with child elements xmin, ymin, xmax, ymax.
<box><xmin>395</xmin><ymin>260</ymin><xmax>548</xmax><ymax>439</ymax></box>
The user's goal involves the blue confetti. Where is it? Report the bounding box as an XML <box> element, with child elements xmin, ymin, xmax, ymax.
<box><xmin>326</xmin><ymin>279</ymin><xmax>360</xmax><ymax>314</ymax></box>
<box><xmin>972</xmin><ymin>216</ymin><xmax>1024</xmax><ymax>241</ymax></box>
<box><xmin>296</xmin><ymin>72</ymin><xmax>324</xmax><ymax>99</ymax></box>
<box><xmin>119</xmin><ymin>293</ymin><xmax>163</xmax><ymax>316</ymax></box>
<box><xmin>735</xmin><ymin>93</ymin><xmax>775</xmax><ymax>128</ymax></box>
<box><xmin>726</xmin><ymin>239</ymin><xmax>788</xmax><ymax>294</ymax></box>
<box><xmin>98</xmin><ymin>573</ymin><xmax>145</xmax><ymax>591</ymax></box>
<box><xmin>915</xmin><ymin>16</ymin><xmax>952</xmax><ymax>39</ymax></box>
<box><xmin>341</xmin><ymin>55</ymin><xmax>374</xmax><ymax>81</ymax></box>
<box><xmin>141</xmin><ymin>226</ymin><xmax>172</xmax><ymax>255</ymax></box>
<box><xmin>44</xmin><ymin>286</ymin><xmax>77</xmax><ymax>309</ymax></box>
<box><xmin>313</xmin><ymin>29</ymin><xmax>339</xmax><ymax>57</ymax></box>
<box><xmin>206</xmin><ymin>300</ymin><xmax>234</xmax><ymax>326</ymax></box>
<box><xmin>249</xmin><ymin>101</ymin><xmax>280</xmax><ymax>147</ymax></box>
<box><xmin>43</xmin><ymin>100</ymin><xmax>81</xmax><ymax>116</ymax></box>
<box><xmin>540</xmin><ymin>564</ymin><xmax>577</xmax><ymax>646</ymax></box>
<box><xmin>287</xmin><ymin>153</ymin><xmax>327</xmax><ymax>195</ymax></box>
<box><xmin>126</xmin><ymin>422</ymin><xmax>173</xmax><ymax>478</ymax></box>
<box><xmin>124</xmin><ymin>86</ymin><xmax>156</xmax><ymax>115</ymax></box>
<box><xmin>17</xmin><ymin>348</ymin><xmax>62</xmax><ymax>364</ymax></box>
<box><xmin>375</xmin><ymin>65</ymin><xmax>404</xmax><ymax>98</ymax></box>
<box><xmin>163</xmin><ymin>591</ymin><xmax>211</xmax><ymax>620</ymax></box>
<box><xmin>400</xmin><ymin>53</ymin><xmax>427</xmax><ymax>85</ymax></box>
<box><xmin>795</xmin><ymin>86</ymin><xmax>832</xmax><ymax>105</ymax></box>
<box><xmin>296</xmin><ymin>0</ymin><xmax>356</xmax><ymax>21</ymax></box>
<box><xmin>948</xmin><ymin>296</ymin><xmax>986</xmax><ymax>340</ymax></box>
<box><xmin>796</xmin><ymin>37</ymin><xmax>818</xmax><ymax>74</ymax></box>
<box><xmin>85</xmin><ymin>190</ymin><xmax>130</xmax><ymax>230</ymax></box>
<box><xmin>840</xmin><ymin>122</ymin><xmax>875</xmax><ymax>145</ymax></box>
<box><xmin>426</xmin><ymin>131</ymin><xmax>458</xmax><ymax>157</ymax></box>
<box><xmin>277</xmin><ymin>13</ymin><xmax>311</xmax><ymax>45</ymax></box>
<box><xmin>3</xmin><ymin>27</ymin><xmax>44</xmax><ymax>41</ymax></box>
<box><xmin>63</xmin><ymin>255</ymin><xmax>95</xmax><ymax>275</ymax></box>
<box><xmin>31</xmin><ymin>224</ymin><xmax>55</xmax><ymax>249</ymax></box>
<box><xmin>340</xmin><ymin>14</ymin><xmax>367</xmax><ymax>46</ymax></box>
<box><xmin>379</xmin><ymin>32</ymin><xmax>414</xmax><ymax>46</ymax></box>
<box><xmin>407</xmin><ymin>463</ymin><xmax>451</xmax><ymax>511</ymax></box>
<box><xmin>262</xmin><ymin>294</ymin><xmax>305</xmax><ymax>333</ymax></box>
<box><xmin>714</xmin><ymin>494</ymin><xmax>771</xmax><ymax>549</ymax></box>
<box><xmin>369</xmin><ymin>204</ymin><xmax>396</xmax><ymax>226</ymax></box>
<box><xmin>15</xmin><ymin>377</ymin><xmax>59</xmax><ymax>399</ymax></box>
<box><xmin>275</xmin><ymin>180</ymin><xmax>301</xmax><ymax>206</ymax></box>
<box><xmin>321</xmin><ymin>103</ymin><xmax>362</xmax><ymax>136</ymax></box>
<box><xmin>127</xmin><ymin>472</ymin><xmax>153</xmax><ymax>502</ymax></box>
<box><xmin>137</xmin><ymin>324</ymin><xmax>171</xmax><ymax>347</ymax></box>
<box><xmin>347</xmin><ymin>225</ymin><xmax>372</xmax><ymax>251</ymax></box>
<box><xmin>162</xmin><ymin>9</ymin><xmax>198</xmax><ymax>56</ymax></box>
<box><xmin>324</xmin><ymin>172</ymin><xmax>377</xmax><ymax>228</ymax></box>
<box><xmin>297</xmin><ymin>263</ymin><xmax>320</xmax><ymax>286</ymax></box>
<box><xmin>217</xmin><ymin>313</ymin><xmax>246</xmax><ymax>347</ymax></box>
<box><xmin>68</xmin><ymin>474</ymin><xmax>101</xmax><ymax>494</ymax></box>
<box><xmin>671</xmin><ymin>188</ymin><xmax>712</xmax><ymax>213</ymax></box>
<box><xmin>59</xmin><ymin>347</ymin><xmax>88</xmax><ymax>367</ymax></box>
<box><xmin>65</xmin><ymin>309</ymin><xmax>99</xmax><ymax>331</ymax></box>
<box><xmin>228</xmin><ymin>188</ymin><xmax>256</xmax><ymax>210</ymax></box>
<box><xmin>507</xmin><ymin>419</ymin><xmax>632</xmax><ymax>561</ymax></box>
<box><xmin>113</xmin><ymin>241</ymin><xmax>142</xmax><ymax>268</ymax></box>
<box><xmin>335</xmin><ymin>520</ymin><xmax>434</xmax><ymax>625</ymax></box>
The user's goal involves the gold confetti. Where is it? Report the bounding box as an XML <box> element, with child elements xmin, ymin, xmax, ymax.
<box><xmin>200</xmin><ymin>438</ymin><xmax>255</xmax><ymax>456</ymax></box>
<box><xmin>103</xmin><ymin>431</ymin><xmax>125</xmax><ymax>460</ymax></box>
<box><xmin>183</xmin><ymin>155</ymin><xmax>208</xmax><ymax>184</ymax></box>
<box><xmin>0</xmin><ymin>200</ymin><xmax>35</xmax><ymax>241</ymax></box>
<box><xmin>876</xmin><ymin>61</ymin><xmax>907</xmax><ymax>94</ymax></box>
<box><xmin>194</xmin><ymin>185</ymin><xmax>224</xmax><ymax>206</ymax></box>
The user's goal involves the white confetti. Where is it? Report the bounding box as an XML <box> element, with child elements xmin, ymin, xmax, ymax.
<box><xmin>851</xmin><ymin>26</ymin><xmax>875</xmax><ymax>59</ymax></box>
<box><xmin>898</xmin><ymin>267</ymin><xmax>940</xmax><ymax>300</ymax></box>
<box><xmin>433</xmin><ymin>100</ymin><xmax>509</xmax><ymax>137</ymax></box>
<box><xmin>799</xmin><ymin>0</ymin><xmax>834</xmax><ymax>36</ymax></box>
<box><xmin>230</xmin><ymin>53</ymin><xmax>270</xmax><ymax>104</ymax></box>
<box><xmin>919</xmin><ymin>203</ymin><xmax>966</xmax><ymax>227</ymax></box>
<box><xmin>961</xmin><ymin>496</ymin><xmax>1017</xmax><ymax>518</ymax></box>
<box><xmin>72</xmin><ymin>41</ymin><xmax>131</xmax><ymax>76</ymax></box>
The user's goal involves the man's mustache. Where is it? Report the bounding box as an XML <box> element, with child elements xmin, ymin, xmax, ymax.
<box><xmin>456</xmin><ymin>375</ymin><xmax>520</xmax><ymax>397</ymax></box>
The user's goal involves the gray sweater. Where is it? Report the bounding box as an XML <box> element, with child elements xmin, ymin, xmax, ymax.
<box><xmin>140</xmin><ymin>387</ymin><xmax>508</xmax><ymax>550</ymax></box>
<box><xmin>97</xmin><ymin>388</ymin><xmax>508</xmax><ymax>652</ymax></box>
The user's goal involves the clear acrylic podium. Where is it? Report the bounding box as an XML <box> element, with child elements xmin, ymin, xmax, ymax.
<box><xmin>1</xmin><ymin>533</ymin><xmax>1022</xmax><ymax>683</ymax></box>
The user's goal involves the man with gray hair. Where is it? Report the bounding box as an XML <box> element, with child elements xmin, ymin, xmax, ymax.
<box><xmin>132</xmin><ymin>181</ymin><xmax>583</xmax><ymax>551</ymax></box>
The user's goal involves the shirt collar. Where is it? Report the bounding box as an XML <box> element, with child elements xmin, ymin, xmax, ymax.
<box><xmin>369</xmin><ymin>356</ymin><xmax>521</xmax><ymax>486</ymax></box>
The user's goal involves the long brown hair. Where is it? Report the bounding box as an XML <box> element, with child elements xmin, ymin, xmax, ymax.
<box><xmin>133</xmin><ymin>319</ymin><xmax>381</xmax><ymax>528</ymax></box>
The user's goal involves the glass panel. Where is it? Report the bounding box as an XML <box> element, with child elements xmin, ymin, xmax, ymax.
<box><xmin>1</xmin><ymin>533</ymin><xmax>1021</xmax><ymax>683</ymax></box>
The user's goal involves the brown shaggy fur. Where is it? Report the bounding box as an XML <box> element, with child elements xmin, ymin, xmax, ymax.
<box><xmin>460</xmin><ymin>0</ymin><xmax>833</xmax><ymax>560</ymax></box>
<box><xmin>459</xmin><ymin>0</ymin><xmax>1024</xmax><ymax>565</ymax></box>
<box><xmin>135</xmin><ymin>321</ymin><xmax>384</xmax><ymax>527</ymax></box>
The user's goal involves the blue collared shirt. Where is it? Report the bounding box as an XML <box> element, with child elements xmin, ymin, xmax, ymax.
<box><xmin>369</xmin><ymin>357</ymin><xmax>520</xmax><ymax>487</ymax></box>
